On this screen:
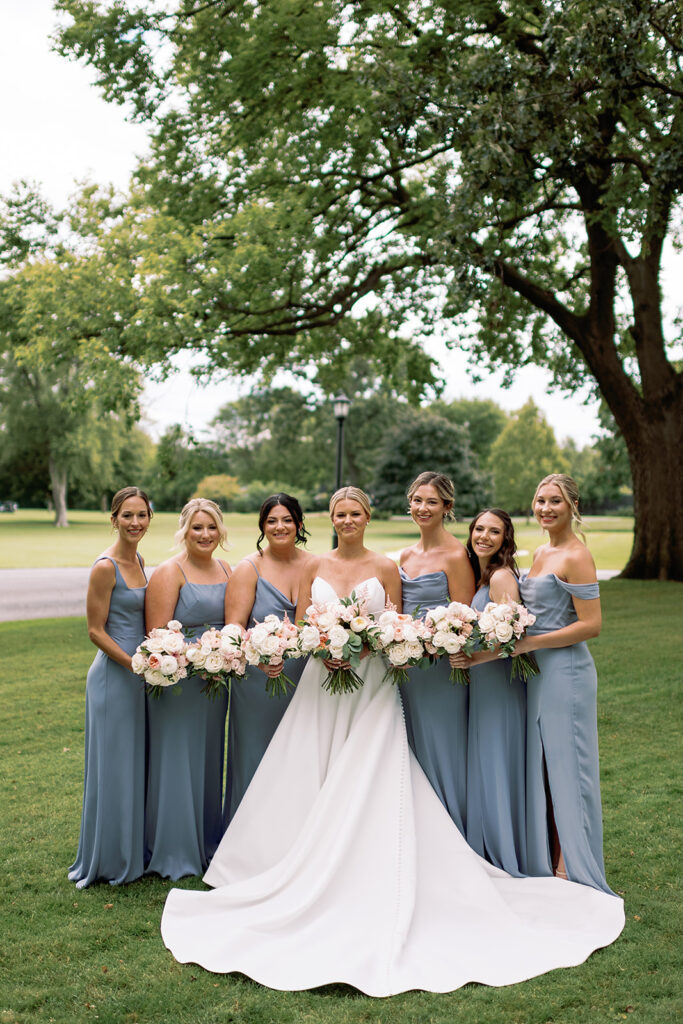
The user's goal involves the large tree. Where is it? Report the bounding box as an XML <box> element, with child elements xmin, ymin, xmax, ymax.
<box><xmin>0</xmin><ymin>183</ymin><xmax>143</xmax><ymax>525</ymax></box>
<box><xmin>55</xmin><ymin>0</ymin><xmax>683</xmax><ymax>577</ymax></box>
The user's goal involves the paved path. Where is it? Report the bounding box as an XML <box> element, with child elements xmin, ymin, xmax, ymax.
<box><xmin>0</xmin><ymin>566</ymin><xmax>621</xmax><ymax>623</ymax></box>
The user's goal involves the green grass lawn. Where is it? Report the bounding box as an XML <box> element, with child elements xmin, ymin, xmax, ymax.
<box><xmin>0</xmin><ymin>509</ymin><xmax>636</xmax><ymax>570</ymax></box>
<box><xmin>1</xmin><ymin>580</ymin><xmax>681</xmax><ymax>1024</ymax></box>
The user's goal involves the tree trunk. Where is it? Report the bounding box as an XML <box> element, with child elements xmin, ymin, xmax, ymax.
<box><xmin>619</xmin><ymin>391</ymin><xmax>683</xmax><ymax>581</ymax></box>
<box><xmin>48</xmin><ymin>453</ymin><xmax>69</xmax><ymax>528</ymax></box>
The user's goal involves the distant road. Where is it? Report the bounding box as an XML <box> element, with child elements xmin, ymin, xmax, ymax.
<box><xmin>0</xmin><ymin>566</ymin><xmax>619</xmax><ymax>623</ymax></box>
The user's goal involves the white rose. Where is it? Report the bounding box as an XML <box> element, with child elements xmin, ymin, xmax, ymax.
<box><xmin>429</xmin><ymin>605</ymin><xmax>448</xmax><ymax>624</ymax></box>
<box><xmin>145</xmin><ymin>634</ymin><xmax>165</xmax><ymax>653</ymax></box>
<box><xmin>328</xmin><ymin>625</ymin><xmax>349</xmax><ymax>648</ymax></box>
<box><xmin>388</xmin><ymin>643</ymin><xmax>409</xmax><ymax>666</ymax></box>
<box><xmin>166</xmin><ymin>619</ymin><xmax>183</xmax><ymax>632</ymax></box>
<box><xmin>328</xmin><ymin>646</ymin><xmax>345</xmax><ymax>660</ymax></box>
<box><xmin>299</xmin><ymin>625</ymin><xmax>321</xmax><ymax>652</ymax></box>
<box><xmin>379</xmin><ymin>626</ymin><xmax>396</xmax><ymax>647</ymax></box>
<box><xmin>204</xmin><ymin>651</ymin><xmax>224</xmax><ymax>674</ymax></box>
<box><xmin>494</xmin><ymin>621</ymin><xmax>514</xmax><ymax>643</ymax></box>
<box><xmin>250</xmin><ymin>624</ymin><xmax>269</xmax><ymax>647</ymax></box>
<box><xmin>159</xmin><ymin>655</ymin><xmax>179</xmax><ymax>676</ymax></box>
<box><xmin>441</xmin><ymin>633</ymin><xmax>464</xmax><ymax>654</ymax></box>
<box><xmin>404</xmin><ymin>641</ymin><xmax>424</xmax><ymax>661</ymax></box>
<box><xmin>221</xmin><ymin>623</ymin><xmax>244</xmax><ymax>642</ymax></box>
<box><xmin>163</xmin><ymin>631</ymin><xmax>186</xmax><ymax>654</ymax></box>
<box><xmin>402</xmin><ymin>622</ymin><xmax>419</xmax><ymax>643</ymax></box>
<box><xmin>316</xmin><ymin>611</ymin><xmax>337</xmax><ymax>633</ymax></box>
<box><xmin>145</xmin><ymin>668</ymin><xmax>168</xmax><ymax>687</ymax></box>
<box><xmin>432</xmin><ymin>629</ymin><xmax>449</xmax><ymax>649</ymax></box>
<box><xmin>259</xmin><ymin>634</ymin><xmax>280</xmax><ymax>658</ymax></box>
<box><xmin>349</xmin><ymin>616</ymin><xmax>369</xmax><ymax>633</ymax></box>
<box><xmin>478</xmin><ymin>613</ymin><xmax>495</xmax><ymax>634</ymax></box>
<box><xmin>378</xmin><ymin>610</ymin><xmax>397</xmax><ymax>626</ymax></box>
<box><xmin>131</xmin><ymin>652</ymin><xmax>146</xmax><ymax>674</ymax></box>
<box><xmin>186</xmin><ymin>646</ymin><xmax>204</xmax><ymax>665</ymax></box>
<box><xmin>245</xmin><ymin>646</ymin><xmax>260</xmax><ymax>666</ymax></box>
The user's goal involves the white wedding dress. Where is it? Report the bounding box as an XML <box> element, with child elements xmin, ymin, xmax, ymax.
<box><xmin>161</xmin><ymin>577</ymin><xmax>624</xmax><ymax>996</ymax></box>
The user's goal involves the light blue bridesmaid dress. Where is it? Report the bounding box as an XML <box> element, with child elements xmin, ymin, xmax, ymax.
<box><xmin>399</xmin><ymin>568</ymin><xmax>468</xmax><ymax>834</ymax></box>
<box><xmin>222</xmin><ymin>560</ymin><xmax>305</xmax><ymax>827</ymax></box>
<box><xmin>145</xmin><ymin>564</ymin><xmax>229</xmax><ymax>879</ymax></box>
<box><xmin>466</xmin><ymin>583</ymin><xmax>527</xmax><ymax>876</ymax></box>
<box><xmin>69</xmin><ymin>556</ymin><xmax>147</xmax><ymax>888</ymax></box>
<box><xmin>520</xmin><ymin>573</ymin><xmax>614</xmax><ymax>894</ymax></box>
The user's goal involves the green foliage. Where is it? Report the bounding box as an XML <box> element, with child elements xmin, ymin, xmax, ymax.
<box><xmin>430</xmin><ymin>399</ymin><xmax>510</xmax><ymax>467</ymax></box>
<box><xmin>372</xmin><ymin>409</ymin><xmax>491</xmax><ymax>515</ymax></box>
<box><xmin>489</xmin><ymin>400</ymin><xmax>568</xmax><ymax>514</ymax></box>
<box><xmin>144</xmin><ymin>425</ymin><xmax>230</xmax><ymax>512</ymax></box>
<box><xmin>192</xmin><ymin>473</ymin><xmax>242</xmax><ymax>509</ymax></box>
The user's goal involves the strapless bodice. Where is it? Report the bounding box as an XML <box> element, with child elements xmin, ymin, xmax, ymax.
<box><xmin>311</xmin><ymin>576</ymin><xmax>386</xmax><ymax>617</ymax></box>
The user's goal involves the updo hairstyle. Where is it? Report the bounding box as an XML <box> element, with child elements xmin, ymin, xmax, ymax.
<box><xmin>532</xmin><ymin>473</ymin><xmax>586</xmax><ymax>542</ymax></box>
<box><xmin>466</xmin><ymin>508</ymin><xmax>519</xmax><ymax>588</ymax></box>
<box><xmin>174</xmin><ymin>497</ymin><xmax>228</xmax><ymax>549</ymax></box>
<box><xmin>256</xmin><ymin>493</ymin><xmax>310</xmax><ymax>552</ymax></box>
<box><xmin>329</xmin><ymin>486</ymin><xmax>372</xmax><ymax>518</ymax></box>
<box><xmin>110</xmin><ymin>486</ymin><xmax>153</xmax><ymax>524</ymax></box>
<box><xmin>407</xmin><ymin>471</ymin><xmax>456</xmax><ymax>521</ymax></box>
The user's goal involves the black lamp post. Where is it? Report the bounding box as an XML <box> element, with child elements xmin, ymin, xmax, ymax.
<box><xmin>331</xmin><ymin>392</ymin><xmax>351</xmax><ymax>549</ymax></box>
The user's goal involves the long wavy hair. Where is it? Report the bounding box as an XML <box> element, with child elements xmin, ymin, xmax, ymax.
<box><xmin>256</xmin><ymin>493</ymin><xmax>309</xmax><ymax>553</ymax></box>
<box><xmin>466</xmin><ymin>508</ymin><xmax>519</xmax><ymax>589</ymax></box>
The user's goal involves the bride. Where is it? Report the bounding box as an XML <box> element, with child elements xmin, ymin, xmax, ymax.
<box><xmin>161</xmin><ymin>487</ymin><xmax>624</xmax><ymax>996</ymax></box>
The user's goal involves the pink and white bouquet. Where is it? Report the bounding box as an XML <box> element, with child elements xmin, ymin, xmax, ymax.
<box><xmin>374</xmin><ymin>608</ymin><xmax>433</xmax><ymax>685</ymax></box>
<box><xmin>243</xmin><ymin>614</ymin><xmax>301</xmax><ymax>697</ymax></box>
<box><xmin>131</xmin><ymin>619</ymin><xmax>189</xmax><ymax>698</ymax></box>
<box><xmin>475</xmin><ymin>600</ymin><xmax>540</xmax><ymax>682</ymax></box>
<box><xmin>424</xmin><ymin>601</ymin><xmax>479</xmax><ymax>685</ymax></box>
<box><xmin>185</xmin><ymin>623</ymin><xmax>248</xmax><ymax>698</ymax></box>
<box><xmin>301</xmin><ymin>591</ymin><xmax>380</xmax><ymax>694</ymax></box>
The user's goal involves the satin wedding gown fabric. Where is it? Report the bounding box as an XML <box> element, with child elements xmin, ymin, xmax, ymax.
<box><xmin>69</xmin><ymin>556</ymin><xmax>147</xmax><ymax>888</ymax></box>
<box><xmin>398</xmin><ymin>568</ymin><xmax>468</xmax><ymax>833</ymax></box>
<box><xmin>223</xmin><ymin>560</ymin><xmax>304</xmax><ymax>826</ymax></box>
<box><xmin>145</xmin><ymin>565</ymin><xmax>229</xmax><ymax>879</ymax></box>
<box><xmin>161</xmin><ymin>577</ymin><xmax>624</xmax><ymax>996</ymax></box>
<box><xmin>520</xmin><ymin>573</ymin><xmax>614</xmax><ymax>894</ymax></box>
<box><xmin>466</xmin><ymin>583</ymin><xmax>527</xmax><ymax>876</ymax></box>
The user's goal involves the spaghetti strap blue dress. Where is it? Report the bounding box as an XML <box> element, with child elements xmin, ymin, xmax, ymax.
<box><xmin>398</xmin><ymin>568</ymin><xmax>468</xmax><ymax>834</ymax></box>
<box><xmin>223</xmin><ymin>561</ymin><xmax>304</xmax><ymax>826</ymax></box>
<box><xmin>466</xmin><ymin>583</ymin><xmax>527</xmax><ymax>876</ymax></box>
<box><xmin>520</xmin><ymin>573</ymin><xmax>614</xmax><ymax>894</ymax></box>
<box><xmin>69</xmin><ymin>556</ymin><xmax>147</xmax><ymax>888</ymax></box>
<box><xmin>145</xmin><ymin>564</ymin><xmax>229</xmax><ymax>879</ymax></box>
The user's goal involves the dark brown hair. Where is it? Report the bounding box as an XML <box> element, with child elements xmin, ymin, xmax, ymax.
<box><xmin>466</xmin><ymin>508</ymin><xmax>518</xmax><ymax>589</ymax></box>
<box><xmin>256</xmin><ymin>493</ymin><xmax>309</xmax><ymax>553</ymax></box>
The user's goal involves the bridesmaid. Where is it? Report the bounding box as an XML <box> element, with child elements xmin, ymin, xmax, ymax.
<box><xmin>223</xmin><ymin>493</ymin><xmax>313</xmax><ymax>826</ymax></box>
<box><xmin>461</xmin><ymin>509</ymin><xmax>527</xmax><ymax>876</ymax></box>
<box><xmin>144</xmin><ymin>498</ymin><xmax>231</xmax><ymax>879</ymax></box>
<box><xmin>398</xmin><ymin>471</ymin><xmax>475</xmax><ymax>833</ymax></box>
<box><xmin>516</xmin><ymin>473</ymin><xmax>614</xmax><ymax>893</ymax></box>
<box><xmin>69</xmin><ymin>486</ymin><xmax>152</xmax><ymax>888</ymax></box>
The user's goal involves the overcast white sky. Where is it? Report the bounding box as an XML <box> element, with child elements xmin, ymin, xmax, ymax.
<box><xmin>1</xmin><ymin>0</ymin><xmax>625</xmax><ymax>447</ymax></box>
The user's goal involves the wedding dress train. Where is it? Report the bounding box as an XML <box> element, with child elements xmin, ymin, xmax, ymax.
<box><xmin>161</xmin><ymin>577</ymin><xmax>624</xmax><ymax>996</ymax></box>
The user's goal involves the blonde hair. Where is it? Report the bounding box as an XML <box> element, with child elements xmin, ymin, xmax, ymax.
<box><xmin>407</xmin><ymin>471</ymin><xmax>456</xmax><ymax>521</ymax></box>
<box><xmin>532</xmin><ymin>473</ymin><xmax>586</xmax><ymax>542</ymax></box>
<box><xmin>174</xmin><ymin>498</ymin><xmax>228</xmax><ymax>549</ymax></box>
<box><xmin>329</xmin><ymin>486</ymin><xmax>372</xmax><ymax>519</ymax></box>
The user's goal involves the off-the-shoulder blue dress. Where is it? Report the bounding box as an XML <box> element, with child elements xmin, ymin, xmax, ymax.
<box><xmin>466</xmin><ymin>583</ymin><xmax>527</xmax><ymax>875</ymax></box>
<box><xmin>145</xmin><ymin>564</ymin><xmax>229</xmax><ymax>879</ymax></box>
<box><xmin>223</xmin><ymin>561</ymin><xmax>305</xmax><ymax>826</ymax></box>
<box><xmin>69</xmin><ymin>556</ymin><xmax>147</xmax><ymax>888</ymax></box>
<box><xmin>399</xmin><ymin>568</ymin><xmax>468</xmax><ymax>834</ymax></box>
<box><xmin>520</xmin><ymin>573</ymin><xmax>614</xmax><ymax>894</ymax></box>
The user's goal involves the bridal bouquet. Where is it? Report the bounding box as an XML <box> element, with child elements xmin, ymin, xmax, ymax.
<box><xmin>302</xmin><ymin>591</ymin><xmax>380</xmax><ymax>694</ymax></box>
<box><xmin>243</xmin><ymin>614</ymin><xmax>301</xmax><ymax>696</ymax></box>
<box><xmin>424</xmin><ymin>602</ymin><xmax>479</xmax><ymax>685</ymax></box>
<box><xmin>131</xmin><ymin>620</ymin><xmax>189</xmax><ymax>698</ymax></box>
<box><xmin>185</xmin><ymin>623</ymin><xmax>247</xmax><ymax>698</ymax></box>
<box><xmin>476</xmin><ymin>600</ymin><xmax>540</xmax><ymax>682</ymax></box>
<box><xmin>374</xmin><ymin>609</ymin><xmax>433</xmax><ymax>685</ymax></box>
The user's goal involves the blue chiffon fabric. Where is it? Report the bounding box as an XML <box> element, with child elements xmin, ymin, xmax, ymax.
<box><xmin>520</xmin><ymin>573</ymin><xmax>614</xmax><ymax>894</ymax></box>
<box><xmin>145</xmin><ymin>567</ymin><xmax>229</xmax><ymax>879</ymax></box>
<box><xmin>398</xmin><ymin>568</ymin><xmax>468</xmax><ymax>834</ymax></box>
<box><xmin>223</xmin><ymin>563</ymin><xmax>304</xmax><ymax>826</ymax></box>
<box><xmin>466</xmin><ymin>584</ymin><xmax>527</xmax><ymax>876</ymax></box>
<box><xmin>69</xmin><ymin>556</ymin><xmax>147</xmax><ymax>888</ymax></box>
